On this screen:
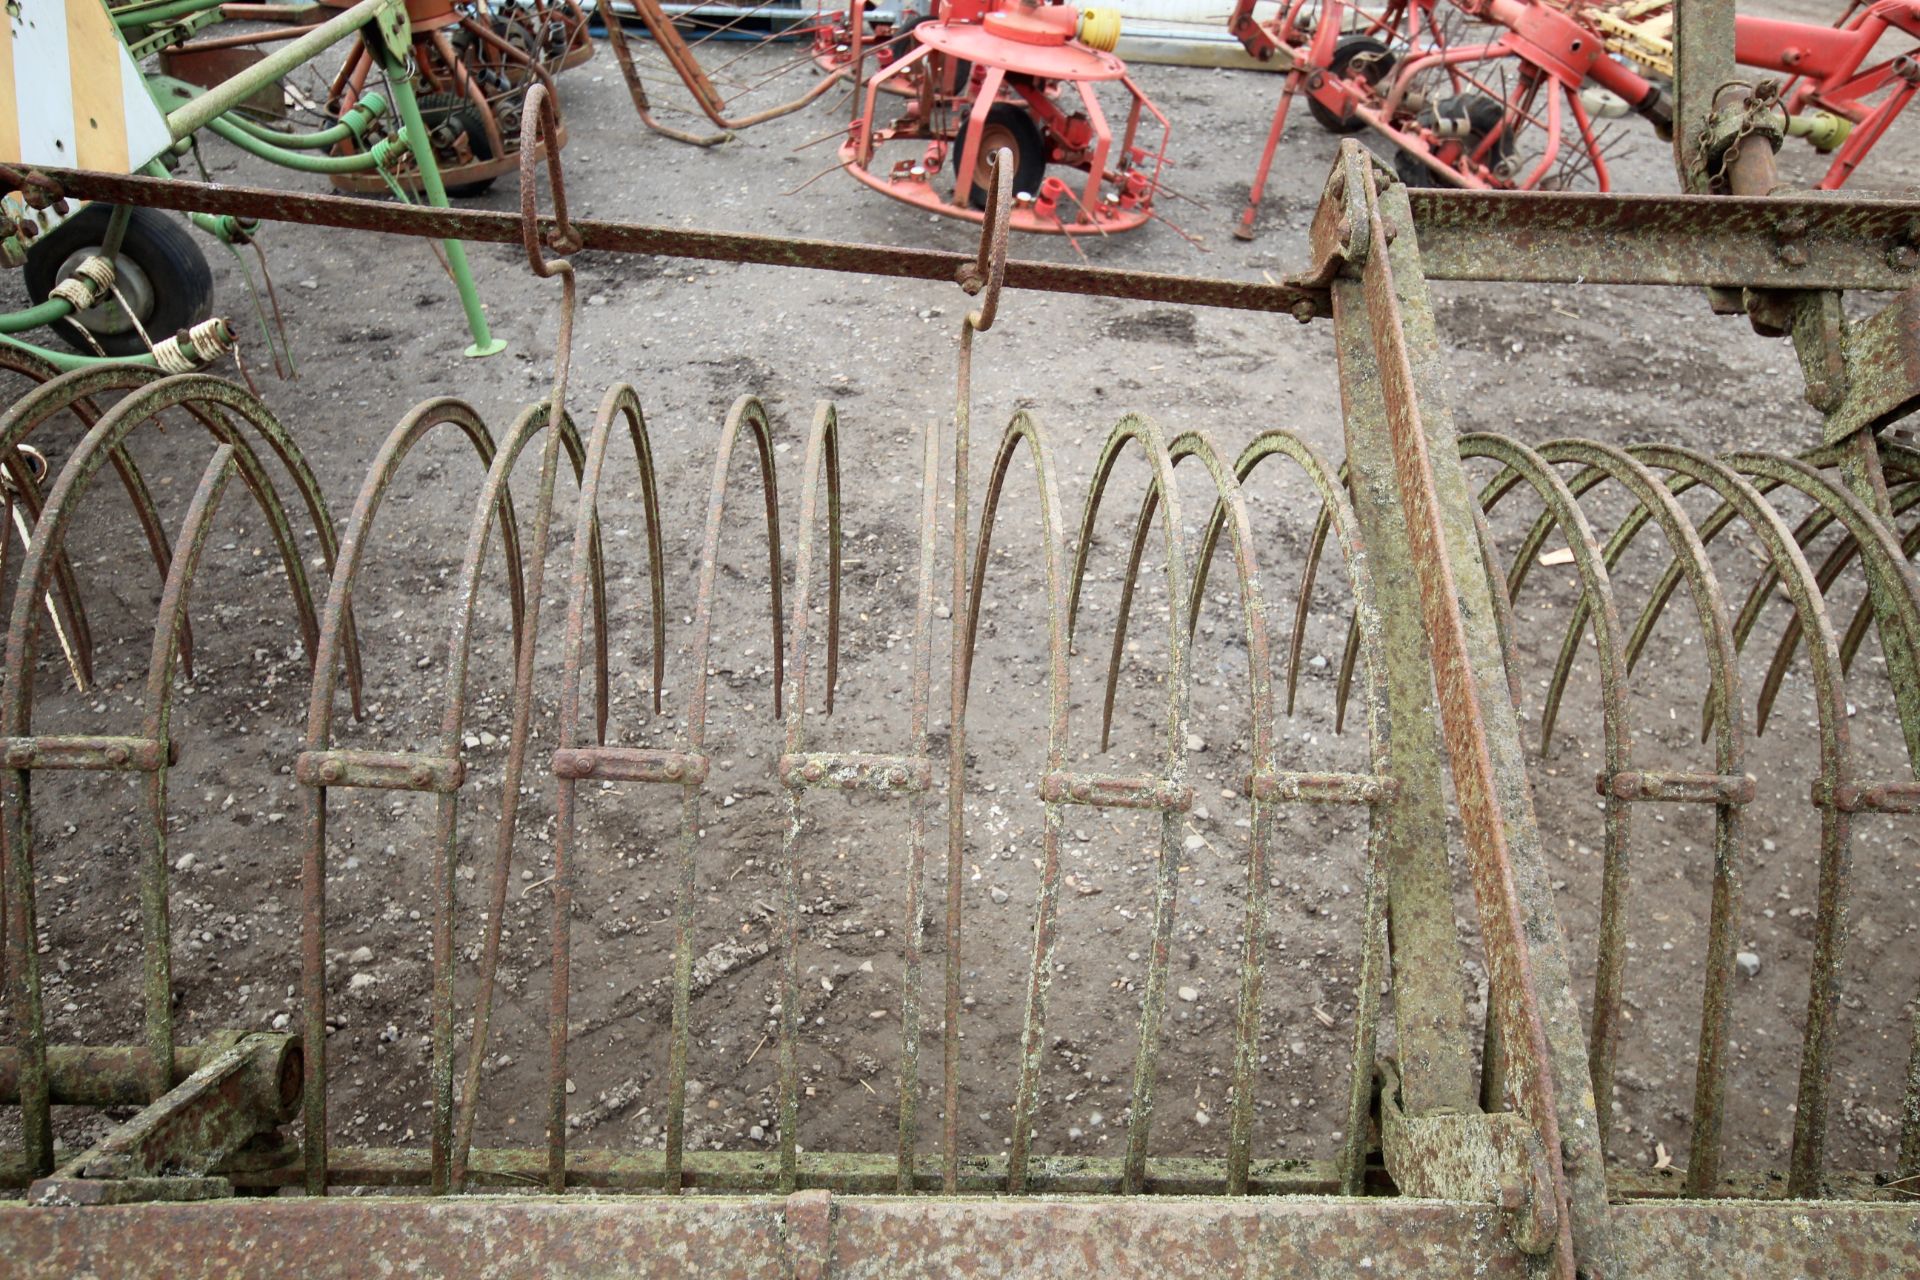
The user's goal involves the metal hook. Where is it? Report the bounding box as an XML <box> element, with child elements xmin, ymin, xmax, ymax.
<box><xmin>957</xmin><ymin>147</ymin><xmax>1013</xmax><ymax>334</ymax></box>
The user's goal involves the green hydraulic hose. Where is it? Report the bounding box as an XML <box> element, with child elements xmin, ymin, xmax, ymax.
<box><xmin>0</xmin><ymin>332</ymin><xmax>159</xmax><ymax>372</ymax></box>
<box><xmin>204</xmin><ymin>113</ymin><xmax>387</xmax><ymax>172</ymax></box>
<box><xmin>228</xmin><ymin>92</ymin><xmax>386</xmax><ymax>149</ymax></box>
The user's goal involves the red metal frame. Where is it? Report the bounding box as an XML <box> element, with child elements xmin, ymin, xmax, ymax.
<box><xmin>1230</xmin><ymin>0</ymin><xmax>1920</xmax><ymax>236</ymax></box>
<box><xmin>839</xmin><ymin>0</ymin><xmax>1171</xmax><ymax>235</ymax></box>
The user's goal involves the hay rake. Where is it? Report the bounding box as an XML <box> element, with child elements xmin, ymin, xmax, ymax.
<box><xmin>8</xmin><ymin>17</ymin><xmax>1920</xmax><ymax>1274</ymax></box>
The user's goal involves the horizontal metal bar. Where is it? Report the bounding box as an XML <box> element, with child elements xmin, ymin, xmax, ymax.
<box><xmin>779</xmin><ymin>752</ymin><xmax>932</xmax><ymax>794</ymax></box>
<box><xmin>1244</xmin><ymin>769</ymin><xmax>1398</xmax><ymax>804</ymax></box>
<box><xmin>1596</xmin><ymin>770</ymin><xmax>1756</xmax><ymax>805</ymax></box>
<box><xmin>293</xmin><ymin>749</ymin><xmax>464</xmax><ymax>793</ymax></box>
<box><xmin>552</xmin><ymin>746</ymin><xmax>709</xmax><ymax>785</ymax></box>
<box><xmin>0</xmin><ymin>735</ymin><xmax>175</xmax><ymax>772</ymax></box>
<box><xmin>28</xmin><ymin>169</ymin><xmax>1329</xmax><ymax>317</ymax></box>
<box><xmin>1407</xmin><ymin>188</ymin><xmax>1920</xmax><ymax>290</ymax></box>
<box><xmin>0</xmin><ymin>1044</ymin><xmax>229</xmax><ymax>1107</ymax></box>
<box><xmin>5</xmin><ymin>1195</ymin><xmax>1920</xmax><ymax>1277</ymax></box>
<box><xmin>1039</xmin><ymin>771</ymin><xmax>1193</xmax><ymax>811</ymax></box>
<box><xmin>1812</xmin><ymin>779</ymin><xmax>1920</xmax><ymax>813</ymax></box>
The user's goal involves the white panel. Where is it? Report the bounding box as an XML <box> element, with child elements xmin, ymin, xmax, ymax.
<box><xmin>13</xmin><ymin>0</ymin><xmax>77</xmax><ymax>167</ymax></box>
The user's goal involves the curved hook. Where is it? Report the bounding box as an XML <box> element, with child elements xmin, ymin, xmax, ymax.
<box><xmin>958</xmin><ymin>148</ymin><xmax>1012</xmax><ymax>334</ymax></box>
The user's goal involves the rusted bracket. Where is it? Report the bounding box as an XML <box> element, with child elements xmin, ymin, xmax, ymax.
<box><xmin>27</xmin><ymin>1033</ymin><xmax>301</xmax><ymax>1206</ymax></box>
<box><xmin>779</xmin><ymin>753</ymin><xmax>933</xmax><ymax>795</ymax></box>
<box><xmin>0</xmin><ymin>734</ymin><xmax>176</xmax><ymax>772</ymax></box>
<box><xmin>294</xmin><ymin>748</ymin><xmax>464</xmax><ymax>793</ymax></box>
<box><xmin>551</xmin><ymin>745</ymin><xmax>709</xmax><ymax>786</ymax></box>
<box><xmin>1378</xmin><ymin>1061</ymin><xmax>1558</xmax><ymax>1255</ymax></box>
<box><xmin>1039</xmin><ymin>771</ymin><xmax>1193</xmax><ymax>812</ymax></box>
<box><xmin>1244</xmin><ymin>769</ymin><xmax>1398</xmax><ymax>804</ymax></box>
<box><xmin>1597</xmin><ymin>770</ymin><xmax>1756</xmax><ymax>805</ymax></box>
<box><xmin>1812</xmin><ymin>780</ymin><xmax>1920</xmax><ymax>814</ymax></box>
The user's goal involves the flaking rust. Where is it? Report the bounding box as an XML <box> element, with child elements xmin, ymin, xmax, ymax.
<box><xmin>4</xmin><ymin>53</ymin><xmax>1920</xmax><ymax>1280</ymax></box>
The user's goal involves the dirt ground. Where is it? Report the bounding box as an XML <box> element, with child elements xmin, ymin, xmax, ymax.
<box><xmin>6</xmin><ymin>0</ymin><xmax>1920</xmax><ymax>1198</ymax></box>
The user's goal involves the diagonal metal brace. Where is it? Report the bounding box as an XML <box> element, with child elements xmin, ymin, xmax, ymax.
<box><xmin>27</xmin><ymin>1033</ymin><xmax>301</xmax><ymax>1206</ymax></box>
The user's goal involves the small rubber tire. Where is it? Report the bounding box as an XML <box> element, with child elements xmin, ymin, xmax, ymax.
<box><xmin>1393</xmin><ymin>92</ymin><xmax>1513</xmax><ymax>188</ymax></box>
<box><xmin>23</xmin><ymin>205</ymin><xmax>213</xmax><ymax>358</ymax></box>
<box><xmin>1306</xmin><ymin>35</ymin><xmax>1395</xmax><ymax>135</ymax></box>
<box><xmin>952</xmin><ymin>101</ymin><xmax>1046</xmax><ymax>210</ymax></box>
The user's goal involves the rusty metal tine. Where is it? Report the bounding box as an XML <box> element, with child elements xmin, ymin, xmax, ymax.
<box><xmin>1471</xmin><ymin>502</ymin><xmax>1525</xmax><ymax>715</ymax></box>
<box><xmin>668</xmin><ymin>394</ymin><xmax>785</xmax><ymax>1192</ymax></box>
<box><xmin>458</xmin><ymin>103</ymin><xmax>598</xmax><ymax>1190</ymax></box>
<box><xmin>1226</xmin><ymin>429</ymin><xmax>1393</xmax><ymax>1194</ymax></box>
<box><xmin>1633</xmin><ymin>444</ymin><xmax>1853</xmax><ymax>1198</ymax></box>
<box><xmin>1827</xmin><ymin>512</ymin><xmax>1920</xmax><ymax>719</ymax></box>
<box><xmin>942</xmin><ymin>149</ymin><xmax>1011</xmax><ymax>1193</ymax></box>
<box><xmin>1537</xmin><ymin>439</ymin><xmax>1743</xmax><ymax>1195</ymax></box>
<box><xmin>1164</xmin><ymin>432</ymin><xmax>1274</xmax><ymax>1195</ymax></box>
<box><xmin>547</xmin><ymin>383</ymin><xmax>667</xmax><ymax>1193</ymax></box>
<box><xmin>299</xmin><ymin>398</ymin><xmax>517</xmax><ymax>1196</ymax></box>
<box><xmin>1292</xmin><ymin>502</ymin><xmax>1333</xmax><ymax>717</ymax></box>
<box><xmin>1</xmin><ymin>456</ymin><xmax>93</xmax><ymax>691</ymax></box>
<box><xmin>131</xmin><ymin>443</ymin><xmax>240</xmax><ymax>1100</ymax></box>
<box><xmin>4</xmin><ymin>375</ymin><xmax>344</xmax><ymax>1178</ymax></box>
<box><xmin>452</xmin><ymin>409</ymin><xmax>601</xmax><ymax>1194</ymax></box>
<box><xmin>966</xmin><ymin>412</ymin><xmax>1071</xmax><ymax>1195</ymax></box>
<box><xmin>891</xmin><ymin>417</ymin><xmax>940</xmax><ymax>1192</ymax></box>
<box><xmin>776</xmin><ymin>401</ymin><xmax>843</xmax><ymax>1192</ymax></box>
<box><xmin>1060</xmin><ymin>415</ymin><xmax>1191</xmax><ymax>1196</ymax></box>
<box><xmin>1756</xmin><ymin>485</ymin><xmax>1919</xmax><ymax>737</ymax></box>
<box><xmin>1461</xmin><ymin>434</ymin><xmax>1632</xmax><ymax>1151</ymax></box>
<box><xmin>1067</xmin><ymin>441</ymin><xmax>1151</xmax><ymax>753</ymax></box>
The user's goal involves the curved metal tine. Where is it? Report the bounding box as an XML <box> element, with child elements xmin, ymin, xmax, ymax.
<box><xmin>1059</xmin><ymin>415</ymin><xmax>1190</xmax><ymax>1196</ymax></box>
<box><xmin>1830</xmin><ymin>507</ymin><xmax>1920</xmax><ymax>718</ymax></box>
<box><xmin>0</xmin><ymin>456</ymin><xmax>93</xmax><ymax>691</ymax></box>
<box><xmin>963</xmin><ymin>411</ymin><xmax>1071</xmax><ymax>1196</ymax></box>
<box><xmin>1460</xmin><ymin>433</ymin><xmax>1632</xmax><ymax>1151</ymax></box>
<box><xmin>1</xmin><ymin>373</ymin><xmax>336</xmax><ymax>1176</ymax></box>
<box><xmin>1727</xmin><ymin>451</ymin><xmax>1920</xmax><ymax>771</ymax></box>
<box><xmin>546</xmin><ymin>382</ymin><xmax>670</xmax><ymax>1191</ymax></box>
<box><xmin>889</xmin><ymin>417</ymin><xmax>941</xmax><ymax>1191</ymax></box>
<box><xmin>1160</xmin><ymin>432</ymin><xmax>1274</xmax><ymax>1195</ymax></box>
<box><xmin>452</xmin><ymin>404</ymin><xmax>607</xmax><ymax>1194</ymax></box>
<box><xmin>298</xmin><ymin>397</ymin><xmax>520</xmax><ymax>1197</ymax></box>
<box><xmin>774</xmin><ymin>401</ymin><xmax>843</xmax><ymax>1193</ymax></box>
<box><xmin>1631</xmin><ymin>443</ymin><xmax>1852</xmax><ymax>1199</ymax></box>
<box><xmin>1471</xmin><ymin>500</ymin><xmax>1525</xmax><ymax>715</ymax></box>
<box><xmin>130</xmin><ymin>444</ymin><xmax>240</xmax><ymax>1099</ymax></box>
<box><xmin>664</xmin><ymin>394</ymin><xmax>785</xmax><ymax>1193</ymax></box>
<box><xmin>1754</xmin><ymin>484</ymin><xmax>1920</xmax><ymax>738</ymax></box>
<box><xmin>1536</xmin><ymin>438</ymin><xmax>1743</xmax><ymax>1195</ymax></box>
<box><xmin>1229</xmin><ymin>428</ymin><xmax>1393</xmax><ymax>1195</ymax></box>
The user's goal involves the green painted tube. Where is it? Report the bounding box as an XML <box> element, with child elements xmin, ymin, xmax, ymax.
<box><xmin>229</xmin><ymin>93</ymin><xmax>386</xmax><ymax>149</ymax></box>
<box><xmin>205</xmin><ymin>114</ymin><xmax>384</xmax><ymax>172</ymax></box>
<box><xmin>0</xmin><ymin>333</ymin><xmax>157</xmax><ymax>372</ymax></box>
<box><xmin>111</xmin><ymin>0</ymin><xmax>228</xmax><ymax>29</ymax></box>
<box><xmin>0</xmin><ymin>298</ymin><xmax>77</xmax><ymax>336</ymax></box>
<box><xmin>381</xmin><ymin>59</ymin><xmax>505</xmax><ymax>358</ymax></box>
<box><xmin>164</xmin><ymin>0</ymin><xmax>395</xmax><ymax>141</ymax></box>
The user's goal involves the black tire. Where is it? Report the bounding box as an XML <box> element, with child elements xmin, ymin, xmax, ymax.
<box><xmin>952</xmin><ymin>102</ymin><xmax>1046</xmax><ymax>210</ymax></box>
<box><xmin>23</xmin><ymin>205</ymin><xmax>212</xmax><ymax>358</ymax></box>
<box><xmin>421</xmin><ymin>93</ymin><xmax>499</xmax><ymax>198</ymax></box>
<box><xmin>1306</xmin><ymin>35</ymin><xmax>1395</xmax><ymax>134</ymax></box>
<box><xmin>1393</xmin><ymin>92</ymin><xmax>1514</xmax><ymax>188</ymax></box>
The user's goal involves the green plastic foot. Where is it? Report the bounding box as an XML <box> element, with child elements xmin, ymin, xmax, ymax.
<box><xmin>464</xmin><ymin>338</ymin><xmax>508</xmax><ymax>358</ymax></box>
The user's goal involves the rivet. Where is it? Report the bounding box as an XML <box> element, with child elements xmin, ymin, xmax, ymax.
<box><xmin>105</xmin><ymin>745</ymin><xmax>128</xmax><ymax>766</ymax></box>
<box><xmin>320</xmin><ymin>760</ymin><xmax>344</xmax><ymax>784</ymax></box>
<box><xmin>410</xmin><ymin>765</ymin><xmax>432</xmax><ymax>787</ymax></box>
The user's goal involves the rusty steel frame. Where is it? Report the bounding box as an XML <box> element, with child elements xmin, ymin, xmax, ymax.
<box><xmin>8</xmin><ymin>4</ymin><xmax>1920</xmax><ymax>1268</ymax></box>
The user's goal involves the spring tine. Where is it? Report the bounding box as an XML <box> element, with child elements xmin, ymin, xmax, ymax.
<box><xmin>895</xmin><ymin>416</ymin><xmax>941</xmax><ymax>1192</ymax></box>
<box><xmin>1164</xmin><ymin>432</ymin><xmax>1274</xmax><ymax>1195</ymax></box>
<box><xmin>453</xmin><ymin>408</ymin><xmax>602</xmax><ymax>1193</ymax></box>
<box><xmin>1471</xmin><ymin>501</ymin><xmax>1525</xmax><ymax>715</ymax></box>
<box><xmin>970</xmin><ymin>412</ymin><xmax>1071</xmax><ymax>1196</ymax></box>
<box><xmin>667</xmin><ymin>395</ymin><xmax>785</xmax><ymax>1192</ymax></box>
<box><xmin>1634</xmin><ymin>444</ymin><xmax>1853</xmax><ymax>1198</ymax></box>
<box><xmin>1</xmin><ymin>460</ymin><xmax>90</xmax><ymax>692</ymax></box>
<box><xmin>1461</xmin><ymin>433</ymin><xmax>1631</xmax><ymax>1152</ymax></box>
<box><xmin>1538</xmin><ymin>439</ymin><xmax>1742</xmax><ymax>1195</ymax></box>
<box><xmin>133</xmin><ymin>444</ymin><xmax>240</xmax><ymax>1100</ymax></box>
<box><xmin>298</xmin><ymin>397</ymin><xmax>513</xmax><ymax>1195</ymax></box>
<box><xmin>776</xmin><ymin>401</ymin><xmax>843</xmax><ymax>1191</ymax></box>
<box><xmin>1290</xmin><ymin>501</ymin><xmax>1331</xmax><ymax>718</ymax></box>
<box><xmin>1831</xmin><ymin>515</ymin><xmax>1920</xmax><ymax>709</ymax></box>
